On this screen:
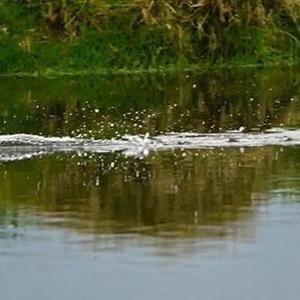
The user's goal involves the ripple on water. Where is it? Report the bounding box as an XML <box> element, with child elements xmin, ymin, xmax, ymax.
<box><xmin>0</xmin><ymin>128</ymin><xmax>299</xmax><ymax>161</ymax></box>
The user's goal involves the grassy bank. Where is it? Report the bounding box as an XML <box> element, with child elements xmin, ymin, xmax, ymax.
<box><xmin>1</xmin><ymin>0</ymin><xmax>300</xmax><ymax>75</ymax></box>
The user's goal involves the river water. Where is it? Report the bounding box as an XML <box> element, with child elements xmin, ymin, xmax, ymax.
<box><xmin>1</xmin><ymin>68</ymin><xmax>300</xmax><ymax>299</ymax></box>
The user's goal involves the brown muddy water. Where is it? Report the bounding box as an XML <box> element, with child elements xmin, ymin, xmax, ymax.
<box><xmin>0</xmin><ymin>68</ymin><xmax>300</xmax><ymax>299</ymax></box>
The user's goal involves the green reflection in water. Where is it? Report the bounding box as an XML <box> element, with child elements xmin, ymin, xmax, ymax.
<box><xmin>0</xmin><ymin>146</ymin><xmax>300</xmax><ymax>247</ymax></box>
<box><xmin>0</xmin><ymin>67</ymin><xmax>300</xmax><ymax>255</ymax></box>
<box><xmin>0</xmin><ymin>67</ymin><xmax>300</xmax><ymax>138</ymax></box>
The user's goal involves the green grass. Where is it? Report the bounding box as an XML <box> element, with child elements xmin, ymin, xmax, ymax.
<box><xmin>1</xmin><ymin>0</ymin><xmax>300</xmax><ymax>76</ymax></box>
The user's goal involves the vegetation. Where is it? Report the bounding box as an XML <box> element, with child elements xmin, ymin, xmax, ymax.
<box><xmin>1</xmin><ymin>0</ymin><xmax>300</xmax><ymax>75</ymax></box>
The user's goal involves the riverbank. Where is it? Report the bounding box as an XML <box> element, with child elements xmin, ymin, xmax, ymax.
<box><xmin>1</xmin><ymin>0</ymin><xmax>300</xmax><ymax>76</ymax></box>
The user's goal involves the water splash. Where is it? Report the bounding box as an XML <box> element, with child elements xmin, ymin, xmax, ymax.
<box><xmin>0</xmin><ymin>128</ymin><xmax>299</xmax><ymax>161</ymax></box>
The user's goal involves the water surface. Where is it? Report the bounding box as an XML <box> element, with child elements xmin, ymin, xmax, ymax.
<box><xmin>1</xmin><ymin>68</ymin><xmax>300</xmax><ymax>299</ymax></box>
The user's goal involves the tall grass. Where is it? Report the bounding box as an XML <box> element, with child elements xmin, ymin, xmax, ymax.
<box><xmin>2</xmin><ymin>0</ymin><xmax>300</xmax><ymax>73</ymax></box>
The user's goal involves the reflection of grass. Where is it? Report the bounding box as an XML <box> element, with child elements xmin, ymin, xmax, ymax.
<box><xmin>1</xmin><ymin>1</ymin><xmax>300</xmax><ymax>74</ymax></box>
<box><xmin>0</xmin><ymin>146</ymin><xmax>296</xmax><ymax>243</ymax></box>
<box><xmin>0</xmin><ymin>68</ymin><xmax>299</xmax><ymax>136</ymax></box>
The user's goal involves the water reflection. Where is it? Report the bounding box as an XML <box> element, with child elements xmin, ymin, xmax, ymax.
<box><xmin>0</xmin><ymin>145</ymin><xmax>299</xmax><ymax>256</ymax></box>
<box><xmin>0</xmin><ymin>68</ymin><xmax>300</xmax><ymax>255</ymax></box>
<box><xmin>2</xmin><ymin>68</ymin><xmax>300</xmax><ymax>299</ymax></box>
<box><xmin>0</xmin><ymin>67</ymin><xmax>300</xmax><ymax>138</ymax></box>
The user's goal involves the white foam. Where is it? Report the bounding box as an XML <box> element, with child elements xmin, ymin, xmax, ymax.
<box><xmin>0</xmin><ymin>128</ymin><xmax>299</xmax><ymax>161</ymax></box>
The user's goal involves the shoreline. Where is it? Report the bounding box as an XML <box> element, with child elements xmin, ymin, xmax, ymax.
<box><xmin>0</xmin><ymin>61</ymin><xmax>297</xmax><ymax>79</ymax></box>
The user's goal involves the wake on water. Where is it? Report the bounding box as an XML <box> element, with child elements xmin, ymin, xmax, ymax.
<box><xmin>0</xmin><ymin>128</ymin><xmax>299</xmax><ymax>161</ymax></box>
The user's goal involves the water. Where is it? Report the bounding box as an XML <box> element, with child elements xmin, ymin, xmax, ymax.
<box><xmin>1</xmin><ymin>68</ymin><xmax>300</xmax><ymax>299</ymax></box>
<box><xmin>0</xmin><ymin>128</ymin><xmax>300</xmax><ymax>161</ymax></box>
